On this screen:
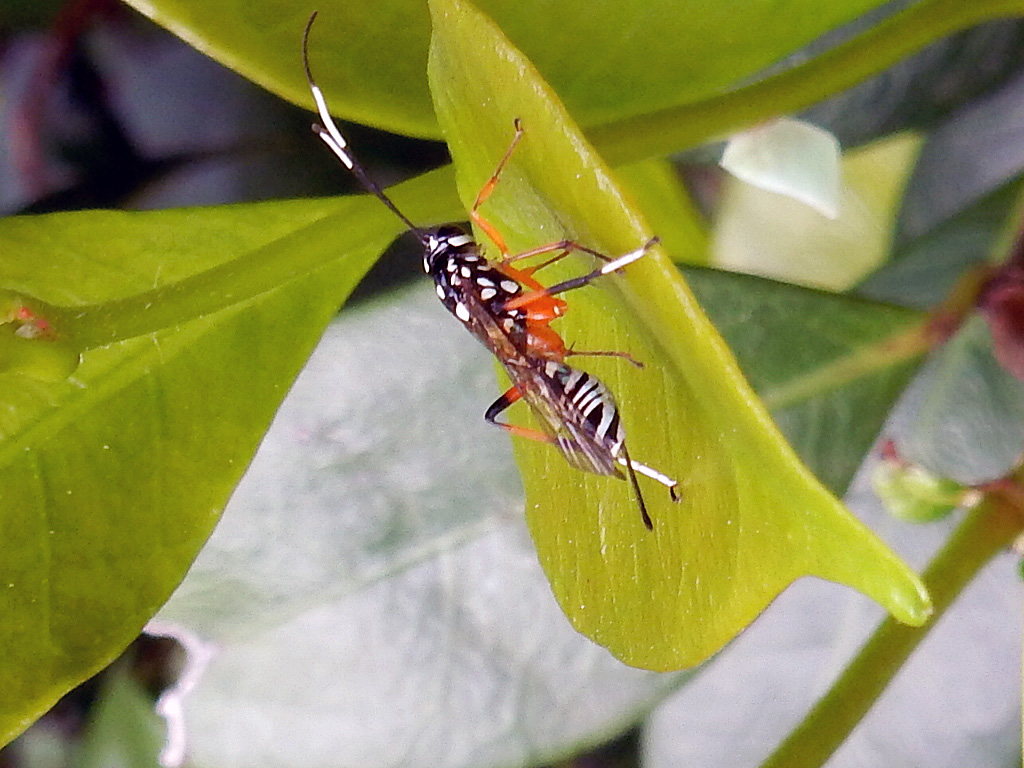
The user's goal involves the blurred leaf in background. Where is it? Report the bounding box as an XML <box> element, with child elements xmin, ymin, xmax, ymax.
<box><xmin>2</xmin><ymin>0</ymin><xmax>1024</xmax><ymax>767</ymax></box>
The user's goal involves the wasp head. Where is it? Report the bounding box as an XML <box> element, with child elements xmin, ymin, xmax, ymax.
<box><xmin>422</xmin><ymin>225</ymin><xmax>476</xmax><ymax>276</ymax></box>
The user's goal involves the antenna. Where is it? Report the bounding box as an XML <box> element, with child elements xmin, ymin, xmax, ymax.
<box><xmin>616</xmin><ymin>446</ymin><xmax>681</xmax><ymax>529</ymax></box>
<box><xmin>302</xmin><ymin>12</ymin><xmax>426</xmax><ymax>241</ymax></box>
<box><xmin>618</xmin><ymin>441</ymin><xmax>653</xmax><ymax>530</ymax></box>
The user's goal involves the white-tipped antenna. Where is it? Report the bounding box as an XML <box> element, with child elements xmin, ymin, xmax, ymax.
<box><xmin>302</xmin><ymin>12</ymin><xmax>426</xmax><ymax>241</ymax></box>
<box><xmin>618</xmin><ymin>453</ymin><xmax>679</xmax><ymax>496</ymax></box>
<box><xmin>616</xmin><ymin>446</ymin><xmax>680</xmax><ymax>529</ymax></box>
<box><xmin>541</xmin><ymin>237</ymin><xmax>660</xmax><ymax>299</ymax></box>
<box><xmin>597</xmin><ymin>241</ymin><xmax>650</xmax><ymax>276</ymax></box>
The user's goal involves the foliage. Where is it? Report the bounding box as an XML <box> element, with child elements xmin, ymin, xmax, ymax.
<box><xmin>2</xmin><ymin>0</ymin><xmax>1024</xmax><ymax>766</ymax></box>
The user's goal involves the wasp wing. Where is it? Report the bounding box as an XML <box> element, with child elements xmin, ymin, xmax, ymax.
<box><xmin>505</xmin><ymin>360</ymin><xmax>623</xmax><ymax>478</ymax></box>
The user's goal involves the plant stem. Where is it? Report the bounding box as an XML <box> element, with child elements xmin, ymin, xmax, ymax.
<box><xmin>760</xmin><ymin>490</ymin><xmax>1024</xmax><ymax>768</ymax></box>
<box><xmin>762</xmin><ymin>264</ymin><xmax>994</xmax><ymax>411</ymax></box>
<box><xmin>44</xmin><ymin>211</ymin><xmax>398</xmax><ymax>349</ymax></box>
<box><xmin>592</xmin><ymin>0</ymin><xmax>1024</xmax><ymax>165</ymax></box>
<box><xmin>40</xmin><ymin>168</ymin><xmax>461</xmax><ymax>351</ymax></box>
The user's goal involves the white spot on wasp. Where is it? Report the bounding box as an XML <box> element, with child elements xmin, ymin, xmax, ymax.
<box><xmin>455</xmin><ymin>303</ymin><xmax>471</xmax><ymax>322</ymax></box>
<box><xmin>435</xmin><ymin>284</ymin><xmax>446</xmax><ymax>300</ymax></box>
<box><xmin>447</xmin><ymin>234</ymin><xmax>472</xmax><ymax>247</ymax></box>
<box><xmin>476</xmin><ymin>276</ymin><xmax>495</xmax><ymax>287</ymax></box>
<box><xmin>426</xmin><ymin>235</ymin><xmax>446</xmax><ymax>256</ymax></box>
<box><xmin>500</xmin><ymin>280</ymin><xmax>519</xmax><ymax>293</ymax></box>
<box><xmin>480</xmin><ymin>287</ymin><xmax>497</xmax><ymax>300</ymax></box>
<box><xmin>460</xmin><ymin>266</ymin><xmax>472</xmax><ymax>278</ymax></box>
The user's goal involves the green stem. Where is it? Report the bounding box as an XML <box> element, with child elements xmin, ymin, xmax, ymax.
<box><xmin>592</xmin><ymin>0</ymin><xmax>1024</xmax><ymax>165</ymax></box>
<box><xmin>41</xmin><ymin>168</ymin><xmax>461</xmax><ymax>351</ymax></box>
<box><xmin>22</xmin><ymin>0</ymin><xmax>1024</xmax><ymax>349</ymax></box>
<box><xmin>760</xmin><ymin>492</ymin><xmax>1024</xmax><ymax>768</ymax></box>
<box><xmin>763</xmin><ymin>265</ymin><xmax>991</xmax><ymax>410</ymax></box>
<box><xmin>761</xmin><ymin>323</ymin><xmax>931</xmax><ymax>412</ymax></box>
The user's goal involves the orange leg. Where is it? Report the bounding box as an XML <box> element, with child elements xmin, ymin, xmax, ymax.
<box><xmin>484</xmin><ymin>385</ymin><xmax>555</xmax><ymax>444</ymax></box>
<box><xmin>521</xmin><ymin>323</ymin><xmax>567</xmax><ymax>361</ymax></box>
<box><xmin>502</xmin><ymin>240</ymin><xmax>617</xmax><ymax>271</ymax></box>
<box><xmin>470</xmin><ymin>118</ymin><xmax>525</xmax><ymax>257</ymax></box>
<box><xmin>469</xmin><ymin>118</ymin><xmax>629</xmax><ymax>285</ymax></box>
<box><xmin>495</xmin><ymin>241</ymin><xmax>618</xmax><ymax>290</ymax></box>
<box><xmin>566</xmin><ymin>348</ymin><xmax>644</xmax><ymax>368</ymax></box>
<box><xmin>517</xmin><ymin>320</ymin><xmax>640</xmax><ymax>367</ymax></box>
<box><xmin>503</xmin><ymin>238</ymin><xmax>656</xmax><ymax>313</ymax></box>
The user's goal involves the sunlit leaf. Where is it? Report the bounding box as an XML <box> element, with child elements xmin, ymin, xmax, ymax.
<box><xmin>615</xmin><ymin>160</ymin><xmax>710</xmax><ymax>267</ymax></box>
<box><xmin>0</xmin><ymin>169</ymin><xmax>464</xmax><ymax>746</ymax></box>
<box><xmin>123</xmin><ymin>0</ymin><xmax>894</xmax><ymax>138</ymax></box>
<box><xmin>427</xmin><ymin>0</ymin><xmax>929</xmax><ymax>670</ymax></box>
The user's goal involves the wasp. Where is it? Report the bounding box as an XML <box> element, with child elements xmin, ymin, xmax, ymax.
<box><xmin>302</xmin><ymin>13</ymin><xmax>679</xmax><ymax>527</ymax></box>
<box><xmin>488</xmin><ymin>357</ymin><xmax>678</xmax><ymax>529</ymax></box>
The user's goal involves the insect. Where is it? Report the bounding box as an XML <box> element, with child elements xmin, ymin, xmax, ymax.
<box><xmin>488</xmin><ymin>358</ymin><xmax>679</xmax><ymax>529</ymax></box>
<box><xmin>302</xmin><ymin>13</ymin><xmax>679</xmax><ymax>527</ymax></box>
<box><xmin>302</xmin><ymin>13</ymin><xmax>646</xmax><ymax>368</ymax></box>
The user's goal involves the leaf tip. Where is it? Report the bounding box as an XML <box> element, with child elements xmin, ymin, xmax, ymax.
<box><xmin>891</xmin><ymin>578</ymin><xmax>933</xmax><ymax>627</ymax></box>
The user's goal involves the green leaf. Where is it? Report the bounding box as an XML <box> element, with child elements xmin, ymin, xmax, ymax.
<box><xmin>153</xmin><ymin>287</ymin><xmax>687</xmax><ymax>768</ymax></box>
<box><xmin>683</xmin><ymin>268</ymin><xmax>928</xmax><ymax>494</ymax></box>
<box><xmin>904</xmin><ymin>315</ymin><xmax>1024</xmax><ymax>485</ymax></box>
<box><xmin>427</xmin><ymin>0</ymin><xmax>930</xmax><ymax>670</ymax></box>
<box><xmin>0</xmin><ymin>170</ymin><xmax>464</xmax><ymax>746</ymax></box>
<box><xmin>713</xmin><ymin>131</ymin><xmax>921</xmax><ymax>290</ymax></box>
<box><xmin>75</xmin><ymin>667</ymin><xmax>164</xmax><ymax>768</ymax></box>
<box><xmin>615</xmin><ymin>160</ymin><xmax>710</xmax><ymax>267</ymax></box>
<box><xmin>123</xmin><ymin>0</ymin><xmax>895</xmax><ymax>139</ymax></box>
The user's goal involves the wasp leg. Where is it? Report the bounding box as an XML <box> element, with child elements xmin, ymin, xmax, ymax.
<box><xmin>502</xmin><ymin>239</ymin><xmax>622</xmax><ymax>275</ymax></box>
<box><xmin>565</xmin><ymin>348</ymin><xmax>644</xmax><ymax>369</ymax></box>
<box><xmin>544</xmin><ymin>237</ymin><xmax>659</xmax><ymax>297</ymax></box>
<box><xmin>503</xmin><ymin>237</ymin><xmax>659</xmax><ymax>312</ymax></box>
<box><xmin>470</xmin><ymin>119</ymin><xmax>525</xmax><ymax>257</ymax></box>
<box><xmin>484</xmin><ymin>385</ymin><xmax>555</xmax><ymax>444</ymax></box>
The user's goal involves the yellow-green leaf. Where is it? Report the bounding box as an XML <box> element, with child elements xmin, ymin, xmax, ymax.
<box><xmin>123</xmin><ymin>0</ymin><xmax>896</xmax><ymax>139</ymax></box>
<box><xmin>427</xmin><ymin>0</ymin><xmax>931</xmax><ymax>670</ymax></box>
<box><xmin>0</xmin><ymin>169</ymin><xmax>464</xmax><ymax>746</ymax></box>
